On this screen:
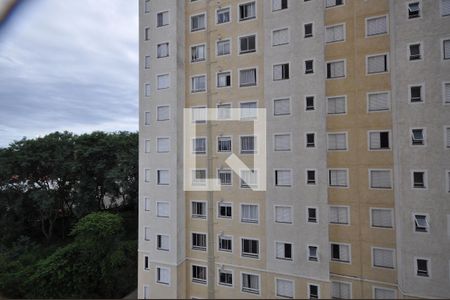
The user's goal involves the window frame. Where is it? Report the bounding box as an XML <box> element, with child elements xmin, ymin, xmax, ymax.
<box><xmin>371</xmin><ymin>246</ymin><xmax>396</xmax><ymax>269</ymax></box>
<box><xmin>370</xmin><ymin>208</ymin><xmax>394</xmax><ymax>229</ymax></box>
<box><xmin>190</xmin><ymin>12</ymin><xmax>207</xmax><ymax>32</ymax></box>
<box><xmin>216</xmin><ymin>6</ymin><xmax>231</xmax><ymax>25</ymax></box>
<box><xmin>411</xmin><ymin>169</ymin><xmax>428</xmax><ymax>190</ymax></box>
<box><xmin>366</xmin><ymin>53</ymin><xmax>389</xmax><ymax>75</ymax></box>
<box><xmin>238</xmin><ymin>1</ymin><xmax>257</xmax><ymax>22</ymax></box>
<box><xmin>369</xmin><ymin>169</ymin><xmax>393</xmax><ymax>190</ymax></box>
<box><xmin>367</xmin><ymin>130</ymin><xmax>391</xmax><ymax>151</ymax></box>
<box><xmin>365</xmin><ymin>14</ymin><xmax>389</xmax><ymax>37</ymax></box>
<box><xmin>191</xmin><ymin>200</ymin><xmax>207</xmax><ymax>219</ymax></box>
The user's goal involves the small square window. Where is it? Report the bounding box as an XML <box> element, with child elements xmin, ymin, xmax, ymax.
<box><xmin>240</xmin><ymin>35</ymin><xmax>256</xmax><ymax>54</ymax></box>
<box><xmin>411</xmin><ymin>128</ymin><xmax>425</xmax><ymax>146</ymax></box>
<box><xmin>217</xmin><ymin>71</ymin><xmax>231</xmax><ymax>87</ymax></box>
<box><xmin>305</xmin><ymin>60</ymin><xmax>314</xmax><ymax>74</ymax></box>
<box><xmin>157</xmin><ymin>42</ymin><xmax>169</xmax><ymax>58</ymax></box>
<box><xmin>218</xmin><ymin>169</ymin><xmax>232</xmax><ymax>186</ymax></box>
<box><xmin>217</xmin><ymin>40</ymin><xmax>231</xmax><ymax>56</ymax></box>
<box><xmin>304</xmin><ymin>23</ymin><xmax>313</xmax><ymax>38</ymax></box>
<box><xmin>275</xmin><ymin>242</ymin><xmax>292</xmax><ymax>260</ymax></box>
<box><xmin>410</xmin><ymin>85</ymin><xmax>423</xmax><ymax>102</ymax></box>
<box><xmin>408</xmin><ymin>2</ymin><xmax>421</xmax><ymax>19</ymax></box>
<box><xmin>191</xmin><ymin>44</ymin><xmax>206</xmax><ymax>62</ymax></box>
<box><xmin>409</xmin><ymin>43</ymin><xmax>422</xmax><ymax>60</ymax></box>
<box><xmin>412</xmin><ymin>171</ymin><xmax>426</xmax><ymax>188</ymax></box>
<box><xmin>157</xmin><ymin>170</ymin><xmax>170</xmax><ymax>185</ymax></box>
<box><xmin>218</xmin><ymin>235</ymin><xmax>232</xmax><ymax>252</ymax></box>
<box><xmin>273</xmin><ymin>63</ymin><xmax>289</xmax><ymax>80</ymax></box>
<box><xmin>274</xmin><ymin>98</ymin><xmax>290</xmax><ymax>115</ymax></box>
<box><xmin>414</xmin><ymin>214</ymin><xmax>429</xmax><ymax>232</ymax></box>
<box><xmin>218</xmin><ymin>202</ymin><xmax>232</xmax><ymax>218</ymax></box>
<box><xmin>193</xmin><ymin>137</ymin><xmax>206</xmax><ymax>154</ymax></box>
<box><xmin>308</xmin><ymin>284</ymin><xmax>319</xmax><ymax>299</ymax></box>
<box><xmin>192</xmin><ymin>201</ymin><xmax>206</xmax><ymax>219</ymax></box>
<box><xmin>218</xmin><ymin>136</ymin><xmax>232</xmax><ymax>152</ymax></box>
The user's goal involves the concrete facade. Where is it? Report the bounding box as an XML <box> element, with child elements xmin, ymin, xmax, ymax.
<box><xmin>139</xmin><ymin>0</ymin><xmax>450</xmax><ymax>298</ymax></box>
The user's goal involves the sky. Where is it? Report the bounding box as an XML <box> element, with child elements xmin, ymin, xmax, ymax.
<box><xmin>0</xmin><ymin>0</ymin><xmax>138</xmax><ymax>148</ymax></box>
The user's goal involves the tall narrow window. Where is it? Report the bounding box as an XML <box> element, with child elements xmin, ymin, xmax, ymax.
<box><xmin>416</xmin><ymin>258</ymin><xmax>429</xmax><ymax>277</ymax></box>
<box><xmin>304</xmin><ymin>60</ymin><xmax>314</xmax><ymax>74</ymax></box>
<box><xmin>241</xmin><ymin>136</ymin><xmax>256</xmax><ymax>154</ymax></box>
<box><xmin>442</xmin><ymin>0</ymin><xmax>450</xmax><ymax>16</ymax></box>
<box><xmin>304</xmin><ymin>23</ymin><xmax>313</xmax><ymax>38</ymax></box>
<box><xmin>444</xmin><ymin>39</ymin><xmax>450</xmax><ymax>60</ymax></box>
<box><xmin>306</xmin><ymin>96</ymin><xmax>315</xmax><ymax>111</ymax></box>
<box><xmin>412</xmin><ymin>171</ymin><xmax>426</xmax><ymax>189</ymax></box>
<box><xmin>410</xmin><ymin>85</ymin><xmax>423</xmax><ymax>102</ymax></box>
<box><xmin>306</xmin><ymin>133</ymin><xmax>315</xmax><ymax>148</ymax></box>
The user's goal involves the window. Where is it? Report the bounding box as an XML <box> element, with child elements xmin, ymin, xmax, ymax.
<box><xmin>329</xmin><ymin>169</ymin><xmax>348</xmax><ymax>187</ymax></box>
<box><xmin>367</xmin><ymin>54</ymin><xmax>388</xmax><ymax>74</ymax></box>
<box><xmin>144</xmin><ymin>140</ymin><xmax>151</xmax><ymax>153</ymax></box>
<box><xmin>240</xmin><ymin>68</ymin><xmax>257</xmax><ymax>86</ymax></box>
<box><xmin>191</xmin><ymin>44</ymin><xmax>205</xmax><ymax>62</ymax></box>
<box><xmin>241</xmin><ymin>136</ymin><xmax>256</xmax><ymax>154</ymax></box>
<box><xmin>306</xmin><ymin>96</ymin><xmax>315</xmax><ymax>111</ymax></box>
<box><xmin>157</xmin><ymin>137</ymin><xmax>170</xmax><ymax>153</ymax></box>
<box><xmin>242</xmin><ymin>273</ymin><xmax>259</xmax><ymax>294</ymax></box>
<box><xmin>217</xmin><ymin>39</ymin><xmax>231</xmax><ymax>56</ymax></box>
<box><xmin>218</xmin><ymin>202</ymin><xmax>232</xmax><ymax>218</ymax></box>
<box><xmin>239</xmin><ymin>2</ymin><xmax>256</xmax><ymax>21</ymax></box>
<box><xmin>192</xmin><ymin>201</ymin><xmax>206</xmax><ymax>219</ymax></box>
<box><xmin>410</xmin><ymin>85</ymin><xmax>423</xmax><ymax>102</ymax></box>
<box><xmin>442</xmin><ymin>0</ymin><xmax>450</xmax><ymax>16</ymax></box>
<box><xmin>444</xmin><ymin>39</ymin><xmax>450</xmax><ymax>59</ymax></box>
<box><xmin>219</xmin><ymin>269</ymin><xmax>233</xmax><ymax>286</ymax></box>
<box><xmin>157</xmin><ymin>106</ymin><xmax>169</xmax><ymax>121</ymax></box>
<box><xmin>144</xmin><ymin>56</ymin><xmax>151</xmax><ymax>69</ymax></box>
<box><xmin>217</xmin><ymin>103</ymin><xmax>231</xmax><ymax>119</ymax></box>
<box><xmin>275</xmin><ymin>170</ymin><xmax>292</xmax><ymax>187</ymax></box>
<box><xmin>218</xmin><ymin>169</ymin><xmax>232</xmax><ymax>186</ymax></box>
<box><xmin>217</xmin><ymin>7</ymin><xmax>230</xmax><ymax>24</ymax></box>
<box><xmin>414</xmin><ymin>214</ymin><xmax>429</xmax><ymax>232</ymax></box>
<box><xmin>446</xmin><ymin>127</ymin><xmax>450</xmax><ymax>148</ymax></box>
<box><xmin>307</xmin><ymin>207</ymin><xmax>317</xmax><ymax>223</ymax></box>
<box><xmin>308</xmin><ymin>284</ymin><xmax>319</xmax><ymax>299</ymax></box>
<box><xmin>366</xmin><ymin>16</ymin><xmax>387</xmax><ymax>36</ymax></box>
<box><xmin>274</xmin><ymin>134</ymin><xmax>291</xmax><ymax>151</ymax></box>
<box><xmin>156</xmin><ymin>267</ymin><xmax>170</xmax><ymax>285</ymax></box>
<box><xmin>144</xmin><ymin>168</ymin><xmax>151</xmax><ymax>182</ymax></box>
<box><xmin>331</xmin><ymin>243</ymin><xmax>350</xmax><ymax>263</ymax></box>
<box><xmin>144</xmin><ymin>226</ymin><xmax>150</xmax><ymax>241</ymax></box>
<box><xmin>192</xmin><ymin>169</ymin><xmax>206</xmax><ymax>186</ymax></box>
<box><xmin>240</xmin><ymin>35</ymin><xmax>256</xmax><ymax>54</ymax></box>
<box><xmin>157</xmin><ymin>74</ymin><xmax>170</xmax><ymax>90</ymax></box>
<box><xmin>369</xmin><ymin>131</ymin><xmax>390</xmax><ymax>150</ymax></box>
<box><xmin>411</xmin><ymin>128</ymin><xmax>425</xmax><ymax>146</ymax></box>
<box><xmin>304</xmin><ymin>60</ymin><xmax>314</xmax><ymax>74</ymax></box>
<box><xmin>326</xmin><ymin>24</ymin><xmax>344</xmax><ymax>43</ymax></box>
<box><xmin>242</xmin><ymin>238</ymin><xmax>259</xmax><ymax>258</ymax></box>
<box><xmin>273</xmin><ymin>0</ymin><xmax>288</xmax><ymax>11</ymax></box>
<box><xmin>218</xmin><ymin>235</ymin><xmax>232</xmax><ymax>252</ymax></box>
<box><xmin>145</xmin><ymin>83</ymin><xmax>151</xmax><ymax>97</ymax></box>
<box><xmin>275</xmin><ymin>206</ymin><xmax>292</xmax><ymax>224</ymax></box>
<box><xmin>191</xmin><ymin>75</ymin><xmax>206</xmax><ymax>93</ymax></box>
<box><xmin>371</xmin><ymin>208</ymin><xmax>393</xmax><ymax>228</ymax></box>
<box><xmin>327</xmin><ymin>60</ymin><xmax>345</xmax><ymax>79</ymax></box>
<box><xmin>240</xmin><ymin>102</ymin><xmax>257</xmax><ymax>119</ymax></box>
<box><xmin>144</xmin><ymin>255</ymin><xmax>149</xmax><ymax>270</ymax></box>
<box><xmin>157</xmin><ymin>11</ymin><xmax>169</xmax><ymax>27</ymax></box>
<box><xmin>304</xmin><ymin>23</ymin><xmax>313</xmax><ymax>38</ymax></box>
<box><xmin>144</xmin><ymin>0</ymin><xmax>150</xmax><ymax>13</ymax></box>
<box><xmin>191</xmin><ymin>14</ymin><xmax>206</xmax><ymax>32</ymax></box>
<box><xmin>157</xmin><ymin>202</ymin><xmax>169</xmax><ymax>218</ymax></box>
<box><xmin>447</xmin><ymin>171</ymin><xmax>450</xmax><ymax>193</ymax></box>
<box><xmin>408</xmin><ymin>2</ymin><xmax>421</xmax><ymax>19</ymax></box>
<box><xmin>143</xmin><ymin>285</ymin><xmax>150</xmax><ymax>299</ymax></box>
<box><xmin>272</xmin><ymin>28</ymin><xmax>289</xmax><ymax>46</ymax></box>
<box><xmin>157</xmin><ymin>42</ymin><xmax>169</xmax><ymax>58</ymax></box>
<box><xmin>217</xmin><ymin>136</ymin><xmax>232</xmax><ymax>152</ymax></box>
<box><xmin>308</xmin><ymin>245</ymin><xmax>319</xmax><ymax>261</ymax></box>
<box><xmin>276</xmin><ymin>279</ymin><xmax>293</xmax><ymax>298</ymax></box>
<box><xmin>409</xmin><ymin>43</ymin><xmax>422</xmax><ymax>60</ymax></box>
<box><xmin>192</xmin><ymin>265</ymin><xmax>207</xmax><ymax>284</ymax></box>
<box><xmin>275</xmin><ymin>242</ymin><xmax>292</xmax><ymax>260</ymax></box>
<box><xmin>157</xmin><ymin>170</ymin><xmax>169</xmax><ymax>185</ymax></box>
<box><xmin>274</xmin><ymin>98</ymin><xmax>290</xmax><ymax>115</ymax></box>
<box><xmin>217</xmin><ymin>71</ymin><xmax>231</xmax><ymax>87</ymax></box>
<box><xmin>416</xmin><ymin>258</ymin><xmax>429</xmax><ymax>277</ymax></box>
<box><xmin>328</xmin><ymin>133</ymin><xmax>347</xmax><ymax>151</ymax></box>
<box><xmin>144</xmin><ymin>197</ymin><xmax>151</xmax><ymax>211</ymax></box>
<box><xmin>192</xmin><ymin>233</ymin><xmax>207</xmax><ymax>250</ymax></box>
<box><xmin>306</xmin><ymin>170</ymin><xmax>316</xmax><ymax>185</ymax></box>
<box><xmin>327</xmin><ymin>96</ymin><xmax>346</xmax><ymax>114</ymax></box>
<box><xmin>412</xmin><ymin>171</ymin><xmax>427</xmax><ymax>189</ymax></box>
<box><xmin>332</xmin><ymin>281</ymin><xmax>351</xmax><ymax>299</ymax></box>
<box><xmin>193</xmin><ymin>137</ymin><xmax>206</xmax><ymax>154</ymax></box>
<box><xmin>368</xmin><ymin>92</ymin><xmax>390</xmax><ymax>112</ymax></box>
<box><xmin>444</xmin><ymin>83</ymin><xmax>450</xmax><ymax>104</ymax></box>
<box><xmin>330</xmin><ymin>206</ymin><xmax>349</xmax><ymax>224</ymax></box>
<box><xmin>144</xmin><ymin>28</ymin><xmax>150</xmax><ymax>40</ymax></box>
<box><xmin>273</xmin><ymin>63</ymin><xmax>290</xmax><ymax>80</ymax></box>
<box><xmin>306</xmin><ymin>133</ymin><xmax>315</xmax><ymax>148</ymax></box>
<box><xmin>370</xmin><ymin>170</ymin><xmax>392</xmax><ymax>189</ymax></box>
<box><xmin>326</xmin><ymin>0</ymin><xmax>344</xmax><ymax>8</ymax></box>
<box><xmin>157</xmin><ymin>234</ymin><xmax>169</xmax><ymax>251</ymax></box>
<box><xmin>192</xmin><ymin>106</ymin><xmax>206</xmax><ymax>123</ymax></box>
<box><xmin>241</xmin><ymin>204</ymin><xmax>258</xmax><ymax>223</ymax></box>
<box><xmin>374</xmin><ymin>287</ymin><xmax>396</xmax><ymax>299</ymax></box>
<box><xmin>240</xmin><ymin>169</ymin><xmax>258</xmax><ymax>188</ymax></box>
<box><xmin>373</xmin><ymin>248</ymin><xmax>394</xmax><ymax>269</ymax></box>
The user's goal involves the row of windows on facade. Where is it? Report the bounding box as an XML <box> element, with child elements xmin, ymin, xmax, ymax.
<box><xmin>144</xmin><ymin>55</ymin><xmax>450</xmax><ymax>95</ymax></box>
<box><xmin>144</xmin><ymin>0</ymin><xmax>450</xmax><ymax>35</ymax></box>
<box><xmin>142</xmin><ymin>263</ymin><xmax>330</xmax><ymax>299</ymax></box>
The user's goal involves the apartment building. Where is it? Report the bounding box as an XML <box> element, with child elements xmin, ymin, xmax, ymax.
<box><xmin>138</xmin><ymin>0</ymin><xmax>450</xmax><ymax>298</ymax></box>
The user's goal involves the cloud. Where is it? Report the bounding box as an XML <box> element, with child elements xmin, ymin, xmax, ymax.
<box><xmin>0</xmin><ymin>0</ymin><xmax>138</xmax><ymax>147</ymax></box>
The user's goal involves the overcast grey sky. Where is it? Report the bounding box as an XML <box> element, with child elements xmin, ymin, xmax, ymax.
<box><xmin>0</xmin><ymin>0</ymin><xmax>138</xmax><ymax>147</ymax></box>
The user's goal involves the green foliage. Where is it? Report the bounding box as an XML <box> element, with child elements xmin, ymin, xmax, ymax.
<box><xmin>0</xmin><ymin>131</ymin><xmax>138</xmax><ymax>298</ymax></box>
